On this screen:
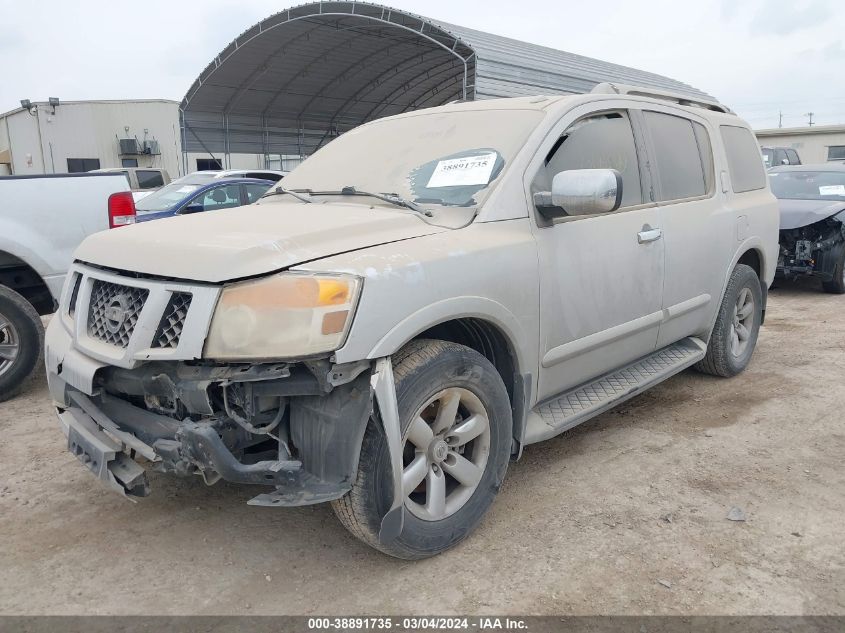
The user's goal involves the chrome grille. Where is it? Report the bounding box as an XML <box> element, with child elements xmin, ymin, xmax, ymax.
<box><xmin>87</xmin><ymin>280</ymin><xmax>149</xmax><ymax>348</ymax></box>
<box><xmin>152</xmin><ymin>292</ymin><xmax>192</xmax><ymax>349</ymax></box>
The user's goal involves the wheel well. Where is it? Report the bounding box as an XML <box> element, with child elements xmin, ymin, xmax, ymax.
<box><xmin>413</xmin><ymin>318</ymin><xmax>527</xmax><ymax>455</ymax></box>
<box><xmin>0</xmin><ymin>251</ymin><xmax>54</xmax><ymax>315</ymax></box>
<box><xmin>738</xmin><ymin>249</ymin><xmax>762</xmax><ymax>279</ymax></box>
<box><xmin>736</xmin><ymin>248</ymin><xmax>767</xmax><ymax>323</ymax></box>
<box><xmin>414</xmin><ymin>318</ymin><xmax>517</xmax><ymax>402</ymax></box>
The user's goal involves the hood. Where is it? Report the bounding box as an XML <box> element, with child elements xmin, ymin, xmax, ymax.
<box><xmin>779</xmin><ymin>199</ymin><xmax>845</xmax><ymax>230</ymax></box>
<box><xmin>74</xmin><ymin>200</ymin><xmax>447</xmax><ymax>283</ymax></box>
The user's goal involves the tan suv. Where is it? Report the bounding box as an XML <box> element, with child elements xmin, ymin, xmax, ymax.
<box><xmin>45</xmin><ymin>84</ymin><xmax>778</xmax><ymax>559</ymax></box>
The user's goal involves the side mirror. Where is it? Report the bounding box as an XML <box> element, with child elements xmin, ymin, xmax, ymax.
<box><xmin>534</xmin><ymin>169</ymin><xmax>623</xmax><ymax>220</ymax></box>
<box><xmin>781</xmin><ymin>158</ymin><xmax>790</xmax><ymax>165</ymax></box>
<box><xmin>182</xmin><ymin>203</ymin><xmax>204</xmax><ymax>215</ymax></box>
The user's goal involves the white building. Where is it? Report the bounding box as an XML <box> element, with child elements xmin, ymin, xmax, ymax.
<box><xmin>0</xmin><ymin>99</ymin><xmax>183</xmax><ymax>178</ymax></box>
<box><xmin>756</xmin><ymin>124</ymin><xmax>845</xmax><ymax>165</ymax></box>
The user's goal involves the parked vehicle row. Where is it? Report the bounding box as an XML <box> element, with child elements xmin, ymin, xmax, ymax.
<box><xmin>44</xmin><ymin>84</ymin><xmax>779</xmax><ymax>559</ymax></box>
<box><xmin>134</xmin><ymin>176</ymin><xmax>275</xmax><ymax>222</ymax></box>
<box><xmin>762</xmin><ymin>146</ymin><xmax>801</xmax><ymax>169</ymax></box>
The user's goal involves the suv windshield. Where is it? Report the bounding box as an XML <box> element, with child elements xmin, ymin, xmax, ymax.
<box><xmin>135</xmin><ymin>175</ymin><xmax>216</xmax><ymax>213</ymax></box>
<box><xmin>769</xmin><ymin>170</ymin><xmax>845</xmax><ymax>202</ymax></box>
<box><xmin>282</xmin><ymin>108</ymin><xmax>545</xmax><ymax>208</ymax></box>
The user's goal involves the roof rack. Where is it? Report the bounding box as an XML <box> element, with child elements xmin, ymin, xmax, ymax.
<box><xmin>591</xmin><ymin>83</ymin><xmax>733</xmax><ymax>115</ymax></box>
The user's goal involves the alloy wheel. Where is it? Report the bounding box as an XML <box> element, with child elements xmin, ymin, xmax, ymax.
<box><xmin>730</xmin><ymin>287</ymin><xmax>755</xmax><ymax>357</ymax></box>
<box><xmin>0</xmin><ymin>311</ymin><xmax>20</xmax><ymax>378</ymax></box>
<box><xmin>401</xmin><ymin>387</ymin><xmax>491</xmax><ymax>521</ymax></box>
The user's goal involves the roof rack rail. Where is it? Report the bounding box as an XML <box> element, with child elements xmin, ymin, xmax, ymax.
<box><xmin>591</xmin><ymin>82</ymin><xmax>734</xmax><ymax>115</ymax></box>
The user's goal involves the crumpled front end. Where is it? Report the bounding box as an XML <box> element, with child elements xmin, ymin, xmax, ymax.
<box><xmin>46</xmin><ymin>263</ymin><xmax>374</xmax><ymax>506</ymax></box>
<box><xmin>776</xmin><ymin>214</ymin><xmax>845</xmax><ymax>281</ymax></box>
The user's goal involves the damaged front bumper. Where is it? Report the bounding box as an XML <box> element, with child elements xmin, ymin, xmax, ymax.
<box><xmin>47</xmin><ymin>319</ymin><xmax>374</xmax><ymax>507</ymax></box>
<box><xmin>776</xmin><ymin>220</ymin><xmax>845</xmax><ymax>281</ymax></box>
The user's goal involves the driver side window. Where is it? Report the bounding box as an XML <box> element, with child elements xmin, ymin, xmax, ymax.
<box><xmin>187</xmin><ymin>185</ymin><xmax>242</xmax><ymax>213</ymax></box>
<box><xmin>533</xmin><ymin>110</ymin><xmax>644</xmax><ymax>209</ymax></box>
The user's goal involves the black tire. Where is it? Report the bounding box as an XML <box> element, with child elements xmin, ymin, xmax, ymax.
<box><xmin>695</xmin><ymin>264</ymin><xmax>762</xmax><ymax>378</ymax></box>
<box><xmin>0</xmin><ymin>285</ymin><xmax>44</xmax><ymax>403</ymax></box>
<box><xmin>332</xmin><ymin>339</ymin><xmax>512</xmax><ymax>559</ymax></box>
<box><xmin>821</xmin><ymin>248</ymin><xmax>845</xmax><ymax>294</ymax></box>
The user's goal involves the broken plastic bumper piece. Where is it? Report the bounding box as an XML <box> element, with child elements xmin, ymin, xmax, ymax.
<box><xmin>58</xmin><ymin>391</ymin><xmax>349</xmax><ymax>507</ymax></box>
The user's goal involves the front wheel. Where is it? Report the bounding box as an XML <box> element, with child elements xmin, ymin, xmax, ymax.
<box><xmin>821</xmin><ymin>248</ymin><xmax>845</xmax><ymax>294</ymax></box>
<box><xmin>695</xmin><ymin>264</ymin><xmax>762</xmax><ymax>378</ymax></box>
<box><xmin>332</xmin><ymin>340</ymin><xmax>513</xmax><ymax>559</ymax></box>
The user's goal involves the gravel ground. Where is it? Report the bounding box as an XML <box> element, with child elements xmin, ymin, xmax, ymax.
<box><xmin>0</xmin><ymin>280</ymin><xmax>843</xmax><ymax>615</ymax></box>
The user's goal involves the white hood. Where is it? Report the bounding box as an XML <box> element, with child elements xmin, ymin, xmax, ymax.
<box><xmin>74</xmin><ymin>200</ymin><xmax>447</xmax><ymax>283</ymax></box>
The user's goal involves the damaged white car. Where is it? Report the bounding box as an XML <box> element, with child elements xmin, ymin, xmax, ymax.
<box><xmin>45</xmin><ymin>85</ymin><xmax>778</xmax><ymax>559</ymax></box>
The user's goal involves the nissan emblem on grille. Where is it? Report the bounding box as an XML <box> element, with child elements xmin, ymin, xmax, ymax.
<box><xmin>103</xmin><ymin>295</ymin><xmax>129</xmax><ymax>334</ymax></box>
<box><xmin>87</xmin><ymin>280</ymin><xmax>149</xmax><ymax>348</ymax></box>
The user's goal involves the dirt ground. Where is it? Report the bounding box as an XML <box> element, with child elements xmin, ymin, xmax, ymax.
<box><xmin>0</xmin><ymin>280</ymin><xmax>843</xmax><ymax>616</ymax></box>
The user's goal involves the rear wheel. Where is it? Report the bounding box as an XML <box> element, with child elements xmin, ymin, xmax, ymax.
<box><xmin>821</xmin><ymin>248</ymin><xmax>845</xmax><ymax>294</ymax></box>
<box><xmin>695</xmin><ymin>264</ymin><xmax>762</xmax><ymax>378</ymax></box>
<box><xmin>0</xmin><ymin>285</ymin><xmax>44</xmax><ymax>402</ymax></box>
<box><xmin>332</xmin><ymin>340</ymin><xmax>512</xmax><ymax>559</ymax></box>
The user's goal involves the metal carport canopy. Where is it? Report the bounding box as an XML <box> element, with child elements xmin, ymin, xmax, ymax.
<box><xmin>181</xmin><ymin>1</ymin><xmax>713</xmax><ymax>160</ymax></box>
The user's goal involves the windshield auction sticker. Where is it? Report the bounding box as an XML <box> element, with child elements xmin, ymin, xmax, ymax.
<box><xmin>819</xmin><ymin>185</ymin><xmax>845</xmax><ymax>196</ymax></box>
<box><xmin>426</xmin><ymin>152</ymin><xmax>498</xmax><ymax>188</ymax></box>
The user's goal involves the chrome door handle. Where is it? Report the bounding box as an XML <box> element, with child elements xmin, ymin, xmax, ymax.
<box><xmin>638</xmin><ymin>228</ymin><xmax>663</xmax><ymax>244</ymax></box>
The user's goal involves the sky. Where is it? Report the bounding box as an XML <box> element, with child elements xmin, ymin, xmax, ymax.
<box><xmin>1</xmin><ymin>0</ymin><xmax>843</xmax><ymax>129</ymax></box>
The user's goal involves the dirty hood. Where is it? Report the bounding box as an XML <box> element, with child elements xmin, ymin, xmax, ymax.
<box><xmin>779</xmin><ymin>199</ymin><xmax>845</xmax><ymax>230</ymax></box>
<box><xmin>74</xmin><ymin>201</ymin><xmax>447</xmax><ymax>283</ymax></box>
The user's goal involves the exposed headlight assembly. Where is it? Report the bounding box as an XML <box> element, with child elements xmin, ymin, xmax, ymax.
<box><xmin>204</xmin><ymin>273</ymin><xmax>361</xmax><ymax>360</ymax></box>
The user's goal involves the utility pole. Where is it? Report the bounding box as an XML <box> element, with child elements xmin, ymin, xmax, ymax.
<box><xmin>805</xmin><ymin>112</ymin><xmax>815</xmax><ymax>127</ymax></box>
<box><xmin>778</xmin><ymin>111</ymin><xmax>783</xmax><ymax>128</ymax></box>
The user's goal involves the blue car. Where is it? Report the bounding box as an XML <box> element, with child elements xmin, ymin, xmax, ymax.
<box><xmin>134</xmin><ymin>176</ymin><xmax>275</xmax><ymax>223</ymax></box>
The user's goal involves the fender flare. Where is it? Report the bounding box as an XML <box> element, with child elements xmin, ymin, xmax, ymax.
<box><xmin>0</xmin><ymin>220</ymin><xmax>55</xmax><ymax>280</ymax></box>
<box><xmin>709</xmin><ymin>237</ymin><xmax>770</xmax><ymax>336</ymax></box>
<box><xmin>363</xmin><ymin>295</ymin><xmax>530</xmax><ymax>374</ymax></box>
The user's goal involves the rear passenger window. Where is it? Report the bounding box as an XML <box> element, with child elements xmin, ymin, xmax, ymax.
<box><xmin>136</xmin><ymin>170</ymin><xmax>164</xmax><ymax>189</ymax></box>
<box><xmin>643</xmin><ymin>111</ymin><xmax>707</xmax><ymax>202</ymax></box>
<box><xmin>721</xmin><ymin>126</ymin><xmax>767</xmax><ymax>193</ymax></box>
<box><xmin>538</xmin><ymin>111</ymin><xmax>643</xmax><ymax>208</ymax></box>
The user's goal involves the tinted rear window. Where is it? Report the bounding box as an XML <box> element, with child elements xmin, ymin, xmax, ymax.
<box><xmin>720</xmin><ymin>126</ymin><xmax>767</xmax><ymax>193</ymax></box>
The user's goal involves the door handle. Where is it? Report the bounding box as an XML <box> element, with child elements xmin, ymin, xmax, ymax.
<box><xmin>638</xmin><ymin>228</ymin><xmax>663</xmax><ymax>244</ymax></box>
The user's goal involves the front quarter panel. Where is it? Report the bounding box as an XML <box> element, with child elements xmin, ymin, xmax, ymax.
<box><xmin>293</xmin><ymin>220</ymin><xmax>540</xmax><ymax>398</ymax></box>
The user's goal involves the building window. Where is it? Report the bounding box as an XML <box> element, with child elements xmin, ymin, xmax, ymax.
<box><xmin>828</xmin><ymin>146</ymin><xmax>845</xmax><ymax>161</ymax></box>
<box><xmin>196</xmin><ymin>158</ymin><xmax>223</xmax><ymax>171</ymax></box>
<box><xmin>67</xmin><ymin>158</ymin><xmax>101</xmax><ymax>173</ymax></box>
<box><xmin>121</xmin><ymin>158</ymin><xmax>138</xmax><ymax>167</ymax></box>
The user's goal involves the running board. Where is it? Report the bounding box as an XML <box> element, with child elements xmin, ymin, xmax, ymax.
<box><xmin>524</xmin><ymin>337</ymin><xmax>707</xmax><ymax>445</ymax></box>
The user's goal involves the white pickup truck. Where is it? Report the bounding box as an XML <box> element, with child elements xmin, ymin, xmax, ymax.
<box><xmin>0</xmin><ymin>173</ymin><xmax>135</xmax><ymax>401</ymax></box>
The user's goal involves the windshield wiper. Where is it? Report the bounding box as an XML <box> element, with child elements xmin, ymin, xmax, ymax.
<box><xmin>260</xmin><ymin>187</ymin><xmax>313</xmax><ymax>204</ymax></box>
<box><xmin>307</xmin><ymin>186</ymin><xmax>433</xmax><ymax>217</ymax></box>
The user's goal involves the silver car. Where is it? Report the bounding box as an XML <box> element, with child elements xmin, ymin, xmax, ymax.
<box><xmin>45</xmin><ymin>84</ymin><xmax>778</xmax><ymax>559</ymax></box>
